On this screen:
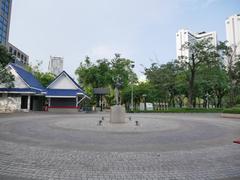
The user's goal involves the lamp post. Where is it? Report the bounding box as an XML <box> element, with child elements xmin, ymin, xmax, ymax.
<box><xmin>130</xmin><ymin>64</ymin><xmax>135</xmax><ymax>112</ymax></box>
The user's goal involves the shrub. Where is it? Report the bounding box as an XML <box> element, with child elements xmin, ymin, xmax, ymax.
<box><xmin>222</xmin><ymin>107</ymin><xmax>240</xmax><ymax>114</ymax></box>
<box><xmin>129</xmin><ymin>108</ymin><xmax>223</xmax><ymax>113</ymax></box>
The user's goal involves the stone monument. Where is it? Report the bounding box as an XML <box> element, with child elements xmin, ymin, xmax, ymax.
<box><xmin>110</xmin><ymin>76</ymin><xmax>126</xmax><ymax>123</ymax></box>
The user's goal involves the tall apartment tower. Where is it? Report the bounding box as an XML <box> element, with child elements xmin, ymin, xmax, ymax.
<box><xmin>0</xmin><ymin>0</ymin><xmax>12</xmax><ymax>45</ymax></box>
<box><xmin>0</xmin><ymin>0</ymin><xmax>29</xmax><ymax>65</ymax></box>
<box><xmin>176</xmin><ymin>29</ymin><xmax>217</xmax><ymax>59</ymax></box>
<box><xmin>48</xmin><ymin>56</ymin><xmax>64</xmax><ymax>76</ymax></box>
<box><xmin>225</xmin><ymin>14</ymin><xmax>240</xmax><ymax>57</ymax></box>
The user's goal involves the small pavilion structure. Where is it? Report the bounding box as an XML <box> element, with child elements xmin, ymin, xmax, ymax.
<box><xmin>46</xmin><ymin>71</ymin><xmax>89</xmax><ymax>112</ymax></box>
<box><xmin>0</xmin><ymin>63</ymin><xmax>45</xmax><ymax>112</ymax></box>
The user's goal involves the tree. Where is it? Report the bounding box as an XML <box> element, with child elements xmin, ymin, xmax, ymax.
<box><xmin>122</xmin><ymin>82</ymin><xmax>155</xmax><ymax>110</ymax></box>
<box><xmin>75</xmin><ymin>56</ymin><xmax>112</xmax><ymax>88</ymax></box>
<box><xmin>195</xmin><ymin>61</ymin><xmax>229</xmax><ymax>108</ymax></box>
<box><xmin>0</xmin><ymin>45</ymin><xmax>14</xmax><ymax>87</ymax></box>
<box><xmin>75</xmin><ymin>54</ymin><xmax>137</xmax><ymax>106</ymax></box>
<box><xmin>145</xmin><ymin>61</ymin><xmax>183</xmax><ymax>107</ymax></box>
<box><xmin>178</xmin><ymin>38</ymin><xmax>218</xmax><ymax>107</ymax></box>
<box><xmin>175</xmin><ymin>69</ymin><xmax>188</xmax><ymax>108</ymax></box>
<box><xmin>218</xmin><ymin>41</ymin><xmax>240</xmax><ymax>106</ymax></box>
<box><xmin>0</xmin><ymin>45</ymin><xmax>13</xmax><ymax>67</ymax></box>
<box><xmin>111</xmin><ymin>54</ymin><xmax>137</xmax><ymax>89</ymax></box>
<box><xmin>26</xmin><ymin>61</ymin><xmax>56</xmax><ymax>87</ymax></box>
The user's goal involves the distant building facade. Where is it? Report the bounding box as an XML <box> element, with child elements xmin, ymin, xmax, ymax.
<box><xmin>0</xmin><ymin>0</ymin><xmax>29</xmax><ymax>65</ymax></box>
<box><xmin>48</xmin><ymin>56</ymin><xmax>64</xmax><ymax>76</ymax></box>
<box><xmin>7</xmin><ymin>42</ymin><xmax>29</xmax><ymax>64</ymax></box>
<box><xmin>176</xmin><ymin>29</ymin><xmax>217</xmax><ymax>59</ymax></box>
<box><xmin>225</xmin><ymin>14</ymin><xmax>240</xmax><ymax>58</ymax></box>
<box><xmin>0</xmin><ymin>0</ymin><xmax>11</xmax><ymax>46</ymax></box>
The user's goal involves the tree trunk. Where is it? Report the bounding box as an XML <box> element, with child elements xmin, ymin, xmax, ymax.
<box><xmin>170</xmin><ymin>93</ymin><xmax>175</xmax><ymax>108</ymax></box>
<box><xmin>217</xmin><ymin>95</ymin><xmax>222</xmax><ymax>108</ymax></box>
<box><xmin>203</xmin><ymin>98</ymin><xmax>207</xmax><ymax>108</ymax></box>
<box><xmin>188</xmin><ymin>69</ymin><xmax>195</xmax><ymax>108</ymax></box>
<box><xmin>198</xmin><ymin>97</ymin><xmax>201</xmax><ymax>108</ymax></box>
<box><xmin>96</xmin><ymin>95</ymin><xmax>100</xmax><ymax>107</ymax></box>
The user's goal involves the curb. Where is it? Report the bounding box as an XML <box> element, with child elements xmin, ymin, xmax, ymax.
<box><xmin>221</xmin><ymin>113</ymin><xmax>240</xmax><ymax>119</ymax></box>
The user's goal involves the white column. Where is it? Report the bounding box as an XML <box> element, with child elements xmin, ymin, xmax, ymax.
<box><xmin>48</xmin><ymin>98</ymin><xmax>51</xmax><ymax>107</ymax></box>
<box><xmin>27</xmin><ymin>95</ymin><xmax>31</xmax><ymax>111</ymax></box>
<box><xmin>76</xmin><ymin>96</ymin><xmax>78</xmax><ymax>108</ymax></box>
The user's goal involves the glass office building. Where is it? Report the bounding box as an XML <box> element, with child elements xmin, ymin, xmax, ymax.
<box><xmin>0</xmin><ymin>0</ymin><xmax>11</xmax><ymax>45</ymax></box>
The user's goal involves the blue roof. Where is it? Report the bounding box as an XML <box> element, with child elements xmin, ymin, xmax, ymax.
<box><xmin>0</xmin><ymin>88</ymin><xmax>43</xmax><ymax>94</ymax></box>
<box><xmin>46</xmin><ymin>71</ymin><xmax>89</xmax><ymax>97</ymax></box>
<box><xmin>46</xmin><ymin>89</ymin><xmax>85</xmax><ymax>97</ymax></box>
<box><xmin>10</xmin><ymin>63</ymin><xmax>44</xmax><ymax>91</ymax></box>
<box><xmin>1</xmin><ymin>66</ymin><xmax>89</xmax><ymax>98</ymax></box>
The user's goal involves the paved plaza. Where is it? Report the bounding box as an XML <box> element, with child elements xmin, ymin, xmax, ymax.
<box><xmin>0</xmin><ymin>112</ymin><xmax>240</xmax><ymax>180</ymax></box>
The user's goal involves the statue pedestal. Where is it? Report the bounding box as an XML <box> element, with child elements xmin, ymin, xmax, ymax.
<box><xmin>110</xmin><ymin>105</ymin><xmax>126</xmax><ymax>123</ymax></box>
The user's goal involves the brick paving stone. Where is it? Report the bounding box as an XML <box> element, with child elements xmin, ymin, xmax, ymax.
<box><xmin>0</xmin><ymin>113</ymin><xmax>239</xmax><ymax>179</ymax></box>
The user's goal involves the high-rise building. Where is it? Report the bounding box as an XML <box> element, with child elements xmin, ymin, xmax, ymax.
<box><xmin>0</xmin><ymin>0</ymin><xmax>29</xmax><ymax>65</ymax></box>
<box><xmin>7</xmin><ymin>42</ymin><xmax>29</xmax><ymax>64</ymax></box>
<box><xmin>176</xmin><ymin>29</ymin><xmax>217</xmax><ymax>59</ymax></box>
<box><xmin>48</xmin><ymin>56</ymin><xmax>64</xmax><ymax>76</ymax></box>
<box><xmin>225</xmin><ymin>14</ymin><xmax>240</xmax><ymax>57</ymax></box>
<box><xmin>0</xmin><ymin>0</ymin><xmax>12</xmax><ymax>46</ymax></box>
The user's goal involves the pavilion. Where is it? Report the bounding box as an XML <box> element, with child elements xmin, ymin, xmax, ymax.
<box><xmin>0</xmin><ymin>63</ymin><xmax>89</xmax><ymax>113</ymax></box>
<box><xmin>45</xmin><ymin>71</ymin><xmax>90</xmax><ymax>112</ymax></box>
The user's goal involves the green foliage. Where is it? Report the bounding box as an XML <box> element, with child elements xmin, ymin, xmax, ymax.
<box><xmin>0</xmin><ymin>45</ymin><xmax>13</xmax><ymax>67</ymax></box>
<box><xmin>72</xmin><ymin>41</ymin><xmax>240</xmax><ymax>110</ymax></box>
<box><xmin>218</xmin><ymin>41</ymin><xmax>240</xmax><ymax>106</ymax></box>
<box><xmin>145</xmin><ymin>60</ymin><xmax>187</xmax><ymax>107</ymax></box>
<box><xmin>111</xmin><ymin>54</ymin><xmax>137</xmax><ymax>89</ymax></box>
<box><xmin>195</xmin><ymin>60</ymin><xmax>229</xmax><ymax>108</ymax></box>
<box><xmin>75</xmin><ymin>55</ymin><xmax>137</xmax><ymax>89</ymax></box>
<box><xmin>0</xmin><ymin>45</ymin><xmax>14</xmax><ymax>87</ymax></box>
<box><xmin>122</xmin><ymin>81</ymin><xmax>155</xmax><ymax>110</ymax></box>
<box><xmin>26</xmin><ymin>61</ymin><xmax>56</xmax><ymax>87</ymax></box>
<box><xmin>132</xmin><ymin>108</ymin><xmax>223</xmax><ymax>113</ymax></box>
<box><xmin>223</xmin><ymin>107</ymin><xmax>240</xmax><ymax>114</ymax></box>
<box><xmin>37</xmin><ymin>72</ymin><xmax>56</xmax><ymax>87</ymax></box>
<box><xmin>75</xmin><ymin>54</ymin><xmax>137</xmax><ymax>106</ymax></box>
<box><xmin>75</xmin><ymin>56</ymin><xmax>112</xmax><ymax>88</ymax></box>
<box><xmin>142</xmin><ymin>39</ymin><xmax>237</xmax><ymax>109</ymax></box>
<box><xmin>177</xmin><ymin>38</ymin><xmax>219</xmax><ymax>107</ymax></box>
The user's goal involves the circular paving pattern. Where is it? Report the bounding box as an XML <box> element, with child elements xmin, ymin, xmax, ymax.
<box><xmin>54</xmin><ymin>115</ymin><xmax>181</xmax><ymax>132</ymax></box>
<box><xmin>0</xmin><ymin>112</ymin><xmax>240</xmax><ymax>180</ymax></box>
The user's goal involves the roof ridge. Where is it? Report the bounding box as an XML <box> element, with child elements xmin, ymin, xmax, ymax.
<box><xmin>9</xmin><ymin>63</ymin><xmax>44</xmax><ymax>90</ymax></box>
<box><xmin>47</xmin><ymin>70</ymin><xmax>83</xmax><ymax>90</ymax></box>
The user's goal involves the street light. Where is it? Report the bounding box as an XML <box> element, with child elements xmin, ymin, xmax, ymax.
<box><xmin>131</xmin><ymin>64</ymin><xmax>135</xmax><ymax>112</ymax></box>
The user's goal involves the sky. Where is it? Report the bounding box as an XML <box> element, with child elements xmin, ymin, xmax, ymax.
<box><xmin>9</xmin><ymin>0</ymin><xmax>240</xmax><ymax>80</ymax></box>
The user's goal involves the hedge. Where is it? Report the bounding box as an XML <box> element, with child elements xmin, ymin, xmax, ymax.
<box><xmin>222</xmin><ymin>108</ymin><xmax>240</xmax><ymax>114</ymax></box>
<box><xmin>129</xmin><ymin>108</ymin><xmax>223</xmax><ymax>113</ymax></box>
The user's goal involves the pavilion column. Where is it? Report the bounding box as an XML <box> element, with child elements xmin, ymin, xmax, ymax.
<box><xmin>76</xmin><ymin>96</ymin><xmax>78</xmax><ymax>108</ymax></box>
<box><xmin>27</xmin><ymin>95</ymin><xmax>31</xmax><ymax>111</ymax></box>
<box><xmin>48</xmin><ymin>98</ymin><xmax>51</xmax><ymax>107</ymax></box>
